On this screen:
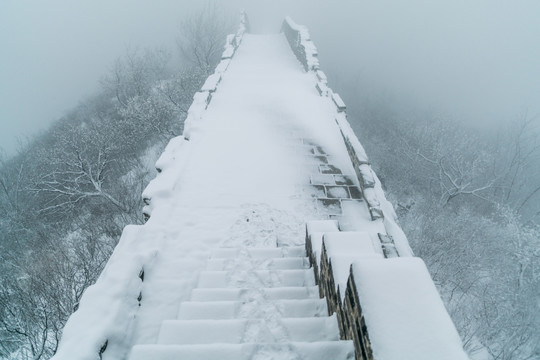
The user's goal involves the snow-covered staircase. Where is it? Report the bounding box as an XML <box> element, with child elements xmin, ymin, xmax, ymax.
<box><xmin>53</xmin><ymin>13</ymin><xmax>468</xmax><ymax>360</ymax></box>
<box><xmin>129</xmin><ymin>245</ymin><xmax>354</xmax><ymax>360</ymax></box>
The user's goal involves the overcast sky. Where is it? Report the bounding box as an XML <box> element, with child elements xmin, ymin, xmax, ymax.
<box><xmin>1</xmin><ymin>0</ymin><xmax>539</xmax><ymax>156</ymax></box>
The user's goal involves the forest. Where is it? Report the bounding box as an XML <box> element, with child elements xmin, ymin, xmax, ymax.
<box><xmin>344</xmin><ymin>88</ymin><xmax>540</xmax><ymax>358</ymax></box>
<box><xmin>1</xmin><ymin>5</ymin><xmax>539</xmax><ymax>360</ymax></box>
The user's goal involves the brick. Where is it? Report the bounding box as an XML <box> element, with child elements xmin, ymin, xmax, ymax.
<box><xmin>334</xmin><ymin>175</ymin><xmax>355</xmax><ymax>186</ymax></box>
<box><xmin>305</xmin><ymin>185</ymin><xmax>326</xmax><ymax>198</ymax></box>
<box><xmin>326</xmin><ymin>186</ymin><xmax>351</xmax><ymax>199</ymax></box>
<box><xmin>311</xmin><ymin>174</ymin><xmax>336</xmax><ymax>186</ymax></box>
<box><xmin>314</xmin><ymin>155</ymin><xmax>329</xmax><ymax>164</ymax></box>
<box><xmin>348</xmin><ymin>186</ymin><xmax>363</xmax><ymax>199</ymax></box>
<box><xmin>317</xmin><ymin>199</ymin><xmax>342</xmax><ymax>215</ymax></box>
<box><xmin>319</xmin><ymin>164</ymin><xmax>342</xmax><ymax>175</ymax></box>
<box><xmin>310</xmin><ymin>145</ymin><xmax>326</xmax><ymax>155</ymax></box>
<box><xmin>378</xmin><ymin>234</ymin><xmax>399</xmax><ymax>258</ymax></box>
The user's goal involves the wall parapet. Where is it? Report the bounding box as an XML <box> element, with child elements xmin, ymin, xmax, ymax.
<box><xmin>281</xmin><ymin>16</ymin><xmax>412</xmax><ymax>256</ymax></box>
<box><xmin>305</xmin><ymin>222</ymin><xmax>469</xmax><ymax>360</ymax></box>
<box><xmin>281</xmin><ymin>17</ymin><xmax>320</xmax><ymax>72</ymax></box>
<box><xmin>289</xmin><ymin>16</ymin><xmax>469</xmax><ymax>359</ymax></box>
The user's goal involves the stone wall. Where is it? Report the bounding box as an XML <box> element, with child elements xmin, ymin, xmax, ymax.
<box><xmin>281</xmin><ymin>16</ymin><xmax>413</xmax><ymax>257</ymax></box>
<box><xmin>305</xmin><ymin>221</ymin><xmax>469</xmax><ymax>360</ymax></box>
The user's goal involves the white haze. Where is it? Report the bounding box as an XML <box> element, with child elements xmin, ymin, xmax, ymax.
<box><xmin>1</xmin><ymin>0</ymin><xmax>539</xmax><ymax>155</ymax></box>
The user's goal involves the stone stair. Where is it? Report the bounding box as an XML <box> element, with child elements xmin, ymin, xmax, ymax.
<box><xmin>128</xmin><ymin>245</ymin><xmax>354</xmax><ymax>360</ymax></box>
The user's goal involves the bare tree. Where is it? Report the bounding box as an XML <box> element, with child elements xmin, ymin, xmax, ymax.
<box><xmin>156</xmin><ymin>67</ymin><xmax>207</xmax><ymax>114</ymax></box>
<box><xmin>29</xmin><ymin>124</ymin><xmax>127</xmax><ymax>218</ymax></box>
<box><xmin>0</xmin><ymin>226</ymin><xmax>116</xmax><ymax>360</ymax></box>
<box><xmin>391</xmin><ymin>118</ymin><xmax>497</xmax><ymax>206</ymax></box>
<box><xmin>101</xmin><ymin>48</ymin><xmax>171</xmax><ymax>107</ymax></box>
<box><xmin>176</xmin><ymin>2</ymin><xmax>233</xmax><ymax>72</ymax></box>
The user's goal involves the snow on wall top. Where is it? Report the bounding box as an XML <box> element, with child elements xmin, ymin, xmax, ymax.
<box><xmin>351</xmin><ymin>258</ymin><xmax>469</xmax><ymax>360</ymax></box>
<box><xmin>182</xmin><ymin>13</ymin><xmax>247</xmax><ymax>142</ymax></box>
<box><xmin>323</xmin><ymin>232</ymin><xmax>383</xmax><ymax>301</ymax></box>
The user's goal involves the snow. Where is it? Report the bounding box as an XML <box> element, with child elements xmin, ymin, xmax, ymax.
<box><xmin>316</xmin><ymin>81</ymin><xmax>329</xmax><ymax>96</ymax></box>
<box><xmin>226</xmin><ymin>34</ymin><xmax>236</xmax><ymax>47</ymax></box>
<box><xmin>351</xmin><ymin>258</ymin><xmax>469</xmax><ymax>360</ymax></box>
<box><xmin>222</xmin><ymin>34</ymin><xmax>238</xmax><ymax>60</ymax></box>
<box><xmin>334</xmin><ymin>101</ymin><xmax>412</xmax><ymax>256</ymax></box>
<box><xmin>153</xmin><ymin>136</ymin><xmax>188</xmax><ymax>173</ymax></box>
<box><xmin>210</xmin><ymin>246</ymin><xmax>305</xmax><ymax>259</ymax></box>
<box><xmin>375</xmin><ymin>177</ymin><xmax>414</xmax><ymax>256</ymax></box>
<box><xmin>201</xmin><ymin>73</ymin><xmax>221</xmax><ymax>93</ymax></box>
<box><xmin>326</xmin><ymin>186</ymin><xmax>349</xmax><ymax>199</ymax></box>
<box><xmin>55</xmin><ymin>14</ymin><xmax>448</xmax><ymax>360</ymax></box>
<box><xmin>323</xmin><ymin>232</ymin><xmax>383</xmax><ymax>301</ymax></box>
<box><xmin>306</xmin><ymin>220</ymin><xmax>339</xmax><ymax>234</ymax></box>
<box><xmin>52</xmin><ymin>225</ymin><xmax>158</xmax><ymax>360</ymax></box>
<box><xmin>310</xmin><ymin>173</ymin><xmax>337</xmax><ymax>185</ymax></box>
<box><xmin>182</xmin><ymin>91</ymin><xmax>212</xmax><ymax>140</ymax></box>
<box><xmin>334</xmin><ymin>113</ymin><xmax>369</xmax><ymax>164</ymax></box>
<box><xmin>129</xmin><ymin>342</ymin><xmax>354</xmax><ymax>360</ymax></box>
<box><xmin>206</xmin><ymin>257</ymin><xmax>309</xmax><ymax>271</ymax></box>
<box><xmin>331</xmin><ymin>93</ymin><xmax>346</xmax><ymax>112</ymax></box>
<box><xmin>190</xmin><ymin>287</ymin><xmax>321</xmax><ymax>302</ymax></box>
<box><xmin>323</xmin><ymin>231</ymin><xmax>382</xmax><ymax>257</ymax></box>
<box><xmin>338</xmin><ymin>200</ymin><xmax>386</xmax><ymax>233</ymax></box>
<box><xmin>236</xmin><ymin>10</ymin><xmax>249</xmax><ymax>42</ymax></box>
<box><xmin>157</xmin><ymin>316</ymin><xmax>339</xmax><ymax>344</ymax></box>
<box><xmin>306</xmin><ymin>220</ymin><xmax>340</xmax><ymax>267</ymax></box>
<box><xmin>215</xmin><ymin>58</ymin><xmax>231</xmax><ymax>74</ymax></box>
<box><xmin>142</xmin><ymin>137</ymin><xmax>192</xmax><ymax>218</ymax></box>
<box><xmin>197</xmin><ymin>269</ymin><xmax>315</xmax><ymax>288</ymax></box>
<box><xmin>358</xmin><ymin>164</ymin><xmax>376</xmax><ymax>188</ymax></box>
<box><xmin>222</xmin><ymin>46</ymin><xmax>235</xmax><ymax>59</ymax></box>
<box><xmin>363</xmin><ymin>188</ymin><xmax>380</xmax><ymax>208</ymax></box>
<box><xmin>316</xmin><ymin>70</ymin><xmax>328</xmax><ymax>83</ymax></box>
<box><xmin>177</xmin><ymin>299</ymin><xmax>327</xmax><ymax>320</ymax></box>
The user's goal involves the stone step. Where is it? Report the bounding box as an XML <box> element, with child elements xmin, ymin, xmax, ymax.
<box><xmin>177</xmin><ymin>299</ymin><xmax>329</xmax><ymax>320</ymax></box>
<box><xmin>129</xmin><ymin>341</ymin><xmax>355</xmax><ymax>360</ymax></box>
<box><xmin>206</xmin><ymin>257</ymin><xmax>310</xmax><ymax>271</ymax></box>
<box><xmin>197</xmin><ymin>269</ymin><xmax>316</xmax><ymax>288</ymax></box>
<box><xmin>190</xmin><ymin>286</ymin><xmax>320</xmax><ymax>302</ymax></box>
<box><xmin>210</xmin><ymin>246</ymin><xmax>305</xmax><ymax>259</ymax></box>
<box><xmin>157</xmin><ymin>315</ymin><xmax>340</xmax><ymax>344</ymax></box>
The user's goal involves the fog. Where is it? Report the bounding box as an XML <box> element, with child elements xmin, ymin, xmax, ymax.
<box><xmin>2</xmin><ymin>2</ymin><xmax>540</xmax><ymax>357</ymax></box>
<box><xmin>1</xmin><ymin>0</ymin><xmax>539</xmax><ymax>155</ymax></box>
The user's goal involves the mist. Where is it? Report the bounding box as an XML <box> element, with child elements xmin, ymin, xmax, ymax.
<box><xmin>2</xmin><ymin>1</ymin><xmax>540</xmax><ymax>358</ymax></box>
<box><xmin>0</xmin><ymin>0</ymin><xmax>192</xmax><ymax>155</ymax></box>
<box><xmin>1</xmin><ymin>0</ymin><xmax>539</xmax><ymax>155</ymax></box>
